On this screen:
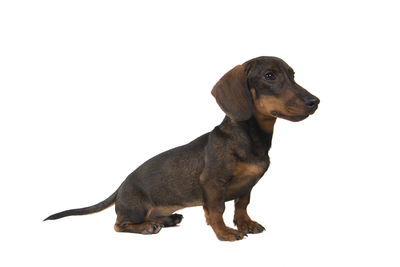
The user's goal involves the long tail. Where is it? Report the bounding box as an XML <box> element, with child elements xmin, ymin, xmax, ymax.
<box><xmin>43</xmin><ymin>190</ymin><xmax>118</xmax><ymax>221</ymax></box>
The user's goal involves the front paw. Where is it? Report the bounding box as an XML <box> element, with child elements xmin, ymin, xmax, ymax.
<box><xmin>234</xmin><ymin>218</ymin><xmax>265</xmax><ymax>234</ymax></box>
<box><xmin>214</xmin><ymin>226</ymin><xmax>247</xmax><ymax>241</ymax></box>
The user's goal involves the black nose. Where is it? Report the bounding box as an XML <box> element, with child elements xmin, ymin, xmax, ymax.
<box><xmin>305</xmin><ymin>97</ymin><xmax>320</xmax><ymax>110</ymax></box>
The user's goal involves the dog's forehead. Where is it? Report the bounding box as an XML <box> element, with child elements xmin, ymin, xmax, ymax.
<box><xmin>245</xmin><ymin>56</ymin><xmax>291</xmax><ymax>74</ymax></box>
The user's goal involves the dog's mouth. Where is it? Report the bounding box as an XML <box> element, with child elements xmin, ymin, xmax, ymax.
<box><xmin>307</xmin><ymin>104</ymin><xmax>318</xmax><ymax>115</ymax></box>
<box><xmin>271</xmin><ymin>111</ymin><xmax>310</xmax><ymax>122</ymax></box>
<box><xmin>272</xmin><ymin>101</ymin><xmax>319</xmax><ymax>122</ymax></box>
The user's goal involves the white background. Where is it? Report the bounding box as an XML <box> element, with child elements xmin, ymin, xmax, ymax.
<box><xmin>1</xmin><ymin>0</ymin><xmax>399</xmax><ymax>266</ymax></box>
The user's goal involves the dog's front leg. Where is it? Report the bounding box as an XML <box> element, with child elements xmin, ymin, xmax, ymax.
<box><xmin>200</xmin><ymin>173</ymin><xmax>246</xmax><ymax>241</ymax></box>
<box><xmin>233</xmin><ymin>191</ymin><xmax>265</xmax><ymax>234</ymax></box>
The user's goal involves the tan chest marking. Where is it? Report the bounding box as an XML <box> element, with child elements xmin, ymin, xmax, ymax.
<box><xmin>234</xmin><ymin>162</ymin><xmax>265</xmax><ymax>178</ymax></box>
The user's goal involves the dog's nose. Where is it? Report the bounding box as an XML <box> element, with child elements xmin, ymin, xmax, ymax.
<box><xmin>305</xmin><ymin>97</ymin><xmax>320</xmax><ymax>110</ymax></box>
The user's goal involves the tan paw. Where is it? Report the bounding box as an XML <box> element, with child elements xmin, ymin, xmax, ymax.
<box><xmin>214</xmin><ymin>226</ymin><xmax>247</xmax><ymax>241</ymax></box>
<box><xmin>234</xmin><ymin>219</ymin><xmax>265</xmax><ymax>234</ymax></box>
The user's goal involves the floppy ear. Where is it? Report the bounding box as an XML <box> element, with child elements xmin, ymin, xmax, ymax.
<box><xmin>211</xmin><ymin>65</ymin><xmax>253</xmax><ymax>121</ymax></box>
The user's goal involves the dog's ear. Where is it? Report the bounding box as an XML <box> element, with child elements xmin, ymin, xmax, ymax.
<box><xmin>211</xmin><ymin>65</ymin><xmax>253</xmax><ymax>121</ymax></box>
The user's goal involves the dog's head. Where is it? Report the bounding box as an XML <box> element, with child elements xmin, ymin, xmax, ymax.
<box><xmin>212</xmin><ymin>56</ymin><xmax>319</xmax><ymax>122</ymax></box>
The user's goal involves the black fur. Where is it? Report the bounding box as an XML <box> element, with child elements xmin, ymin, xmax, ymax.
<box><xmin>45</xmin><ymin>56</ymin><xmax>319</xmax><ymax>241</ymax></box>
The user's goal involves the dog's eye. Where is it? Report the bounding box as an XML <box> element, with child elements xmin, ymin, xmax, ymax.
<box><xmin>264</xmin><ymin>72</ymin><xmax>276</xmax><ymax>80</ymax></box>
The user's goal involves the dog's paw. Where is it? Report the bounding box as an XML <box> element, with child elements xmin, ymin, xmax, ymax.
<box><xmin>234</xmin><ymin>219</ymin><xmax>265</xmax><ymax>234</ymax></box>
<box><xmin>170</xmin><ymin>213</ymin><xmax>183</xmax><ymax>225</ymax></box>
<box><xmin>142</xmin><ymin>222</ymin><xmax>163</xmax><ymax>234</ymax></box>
<box><xmin>215</xmin><ymin>227</ymin><xmax>247</xmax><ymax>241</ymax></box>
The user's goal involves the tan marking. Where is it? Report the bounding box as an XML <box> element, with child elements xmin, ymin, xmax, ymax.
<box><xmin>203</xmin><ymin>206</ymin><xmax>211</xmax><ymax>225</ymax></box>
<box><xmin>250</xmin><ymin>88</ymin><xmax>307</xmax><ymax>126</ymax></box>
<box><xmin>251</xmin><ymin>88</ymin><xmax>285</xmax><ymax>115</ymax></box>
<box><xmin>144</xmin><ymin>207</ymin><xmax>153</xmax><ymax>220</ymax></box>
<box><xmin>253</xmin><ymin>108</ymin><xmax>276</xmax><ymax>133</ymax></box>
<box><xmin>147</xmin><ymin>200</ymin><xmax>202</xmax><ymax>219</ymax></box>
<box><xmin>114</xmin><ymin>220</ymin><xmax>162</xmax><ymax>234</ymax></box>
<box><xmin>184</xmin><ymin>200</ymin><xmax>203</xmax><ymax>207</ymax></box>
<box><xmin>234</xmin><ymin>162</ymin><xmax>265</xmax><ymax>178</ymax></box>
<box><xmin>250</xmin><ymin>88</ymin><xmax>278</xmax><ymax>133</ymax></box>
<box><xmin>148</xmin><ymin>206</ymin><xmax>182</xmax><ymax>218</ymax></box>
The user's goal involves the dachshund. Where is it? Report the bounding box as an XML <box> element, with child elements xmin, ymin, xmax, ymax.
<box><xmin>45</xmin><ymin>56</ymin><xmax>320</xmax><ymax>241</ymax></box>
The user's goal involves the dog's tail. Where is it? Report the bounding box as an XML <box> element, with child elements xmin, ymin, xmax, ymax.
<box><xmin>43</xmin><ymin>190</ymin><xmax>118</xmax><ymax>221</ymax></box>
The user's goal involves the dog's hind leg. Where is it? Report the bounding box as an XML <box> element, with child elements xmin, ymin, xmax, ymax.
<box><xmin>152</xmin><ymin>213</ymin><xmax>183</xmax><ymax>227</ymax></box>
<box><xmin>114</xmin><ymin>204</ymin><xmax>164</xmax><ymax>234</ymax></box>
<box><xmin>146</xmin><ymin>205</ymin><xmax>184</xmax><ymax>227</ymax></box>
<box><xmin>114</xmin><ymin>220</ymin><xmax>163</xmax><ymax>234</ymax></box>
<box><xmin>114</xmin><ymin>185</ymin><xmax>164</xmax><ymax>234</ymax></box>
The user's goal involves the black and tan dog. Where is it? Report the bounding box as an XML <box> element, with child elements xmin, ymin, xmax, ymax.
<box><xmin>45</xmin><ymin>56</ymin><xmax>319</xmax><ymax>241</ymax></box>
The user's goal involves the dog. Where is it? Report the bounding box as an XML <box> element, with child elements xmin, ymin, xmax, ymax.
<box><xmin>45</xmin><ymin>56</ymin><xmax>319</xmax><ymax>241</ymax></box>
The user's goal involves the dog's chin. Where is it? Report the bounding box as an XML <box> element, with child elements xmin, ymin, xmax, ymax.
<box><xmin>271</xmin><ymin>111</ymin><xmax>309</xmax><ymax>122</ymax></box>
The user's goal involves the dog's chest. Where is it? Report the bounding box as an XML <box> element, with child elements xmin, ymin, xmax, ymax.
<box><xmin>233</xmin><ymin>161</ymin><xmax>268</xmax><ymax>178</ymax></box>
<box><xmin>225</xmin><ymin>159</ymin><xmax>270</xmax><ymax>200</ymax></box>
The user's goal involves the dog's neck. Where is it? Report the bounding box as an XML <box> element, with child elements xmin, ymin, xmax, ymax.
<box><xmin>220</xmin><ymin>115</ymin><xmax>275</xmax><ymax>157</ymax></box>
<box><xmin>246</xmin><ymin>115</ymin><xmax>275</xmax><ymax>154</ymax></box>
<box><xmin>252</xmin><ymin>109</ymin><xmax>277</xmax><ymax>134</ymax></box>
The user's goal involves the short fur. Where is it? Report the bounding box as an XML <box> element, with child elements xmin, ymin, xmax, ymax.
<box><xmin>45</xmin><ymin>56</ymin><xmax>319</xmax><ymax>241</ymax></box>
